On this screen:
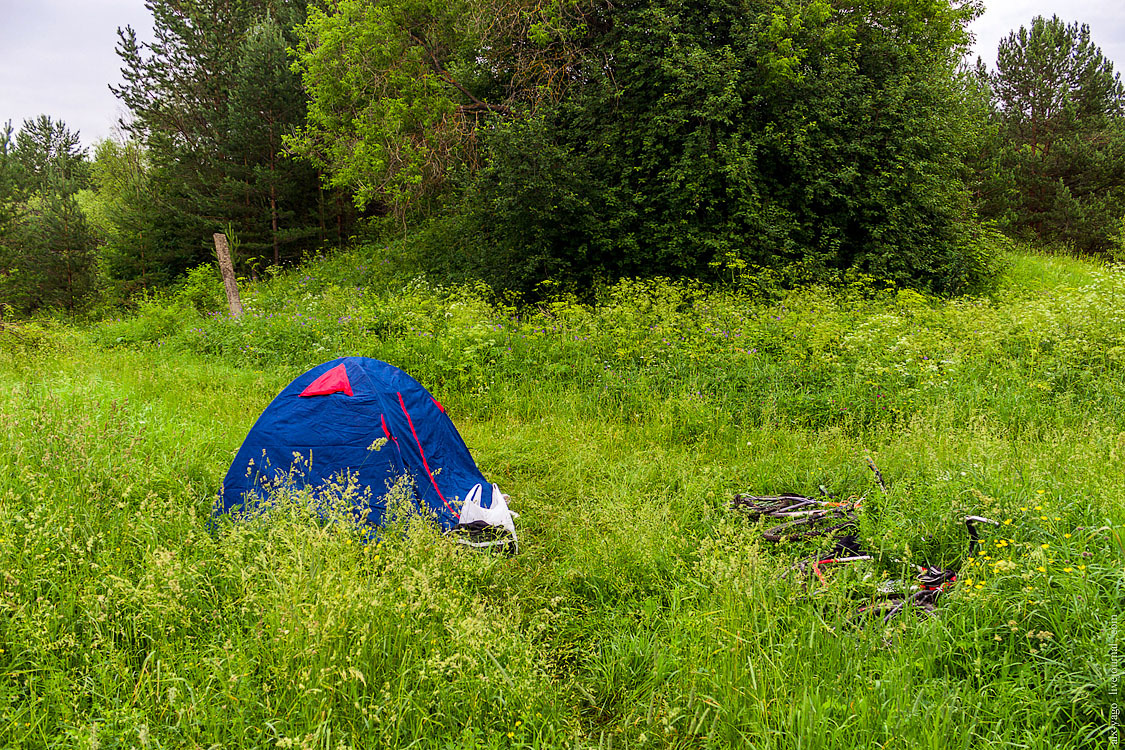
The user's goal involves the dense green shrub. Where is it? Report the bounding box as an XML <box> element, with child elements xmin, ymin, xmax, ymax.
<box><xmin>172</xmin><ymin>263</ymin><xmax>227</xmax><ymax>313</ymax></box>
<box><xmin>290</xmin><ymin>0</ymin><xmax>1001</xmax><ymax>298</ymax></box>
<box><xmin>449</xmin><ymin>0</ymin><xmax>995</xmax><ymax>296</ymax></box>
<box><xmin>91</xmin><ymin>297</ymin><xmax>200</xmax><ymax>348</ymax></box>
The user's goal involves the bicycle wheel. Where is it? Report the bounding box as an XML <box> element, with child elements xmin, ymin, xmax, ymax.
<box><xmin>852</xmin><ymin>589</ymin><xmax>939</xmax><ymax>625</ymax></box>
<box><xmin>762</xmin><ymin>514</ymin><xmax>857</xmax><ymax>543</ymax></box>
<box><xmin>731</xmin><ymin>494</ymin><xmax>817</xmax><ymax>520</ymax></box>
<box><xmin>851</xmin><ymin>598</ymin><xmax>906</xmax><ymax>624</ymax></box>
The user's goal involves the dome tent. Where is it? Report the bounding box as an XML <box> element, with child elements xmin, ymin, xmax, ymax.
<box><xmin>217</xmin><ymin>356</ymin><xmax>517</xmax><ymax>550</ymax></box>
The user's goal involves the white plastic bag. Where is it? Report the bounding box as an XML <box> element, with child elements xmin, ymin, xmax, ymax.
<box><xmin>456</xmin><ymin>483</ymin><xmax>518</xmax><ymax>552</ymax></box>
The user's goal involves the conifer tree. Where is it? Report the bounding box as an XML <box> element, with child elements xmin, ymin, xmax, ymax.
<box><xmin>979</xmin><ymin>15</ymin><xmax>1125</xmax><ymax>252</ymax></box>
<box><xmin>0</xmin><ymin>122</ymin><xmax>23</xmax><ymax>238</ymax></box>
<box><xmin>13</xmin><ymin>115</ymin><xmax>89</xmax><ymax>193</ymax></box>
<box><xmin>112</xmin><ymin>0</ymin><xmax>345</xmax><ymax>280</ymax></box>
<box><xmin>89</xmin><ymin>139</ymin><xmax>194</xmax><ymax>298</ymax></box>
<box><xmin>225</xmin><ymin>15</ymin><xmax>322</xmax><ymax>265</ymax></box>
<box><xmin>0</xmin><ymin>118</ymin><xmax>96</xmax><ymax>313</ymax></box>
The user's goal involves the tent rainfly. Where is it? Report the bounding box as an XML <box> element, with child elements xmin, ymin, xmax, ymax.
<box><xmin>216</xmin><ymin>356</ymin><xmax>517</xmax><ymax>551</ymax></box>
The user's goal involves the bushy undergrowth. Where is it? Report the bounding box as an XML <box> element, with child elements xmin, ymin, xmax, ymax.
<box><xmin>92</xmin><ymin>243</ymin><xmax>1125</xmax><ymax>437</ymax></box>
<box><xmin>1</xmin><ymin>249</ymin><xmax>1122</xmax><ymax>748</ymax></box>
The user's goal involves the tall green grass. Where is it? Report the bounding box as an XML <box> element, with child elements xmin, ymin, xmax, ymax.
<box><xmin>0</xmin><ymin>249</ymin><xmax>1121</xmax><ymax>748</ymax></box>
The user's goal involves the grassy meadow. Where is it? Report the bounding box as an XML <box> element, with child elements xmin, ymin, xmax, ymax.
<box><xmin>0</xmin><ymin>246</ymin><xmax>1122</xmax><ymax>749</ymax></box>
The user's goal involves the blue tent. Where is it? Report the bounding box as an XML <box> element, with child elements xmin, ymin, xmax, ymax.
<box><xmin>217</xmin><ymin>357</ymin><xmax>515</xmax><ymax>545</ymax></box>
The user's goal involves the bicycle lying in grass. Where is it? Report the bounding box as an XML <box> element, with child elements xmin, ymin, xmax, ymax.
<box><xmin>732</xmin><ymin>485</ymin><xmax>999</xmax><ymax>623</ymax></box>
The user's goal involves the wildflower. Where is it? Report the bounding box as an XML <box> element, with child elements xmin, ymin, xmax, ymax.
<box><xmin>1036</xmin><ymin>566</ymin><xmax>1046</xmax><ymax>572</ymax></box>
<box><xmin>1064</xmin><ymin>533</ymin><xmax>1071</xmax><ymax>539</ymax></box>
<box><xmin>1040</xmin><ymin>543</ymin><xmax>1049</xmax><ymax>549</ymax></box>
<box><xmin>1063</xmin><ymin>567</ymin><xmax>1073</xmax><ymax>573</ymax></box>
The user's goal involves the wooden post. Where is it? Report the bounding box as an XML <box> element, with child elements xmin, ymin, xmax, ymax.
<box><xmin>213</xmin><ymin>232</ymin><xmax>243</xmax><ymax>318</ymax></box>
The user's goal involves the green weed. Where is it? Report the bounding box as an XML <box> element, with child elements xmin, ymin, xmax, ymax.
<box><xmin>0</xmin><ymin>249</ymin><xmax>1121</xmax><ymax>748</ymax></box>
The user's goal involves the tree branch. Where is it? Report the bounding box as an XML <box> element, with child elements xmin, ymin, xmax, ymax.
<box><xmin>407</xmin><ymin>30</ymin><xmax>514</xmax><ymax>118</ymax></box>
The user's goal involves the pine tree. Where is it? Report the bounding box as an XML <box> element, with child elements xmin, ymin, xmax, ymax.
<box><xmin>0</xmin><ymin>122</ymin><xmax>24</xmax><ymax>238</ymax></box>
<box><xmin>112</xmin><ymin>0</ymin><xmax>345</xmax><ymax>279</ymax></box>
<box><xmin>0</xmin><ymin>118</ymin><xmax>97</xmax><ymax>313</ymax></box>
<box><xmin>980</xmin><ymin>16</ymin><xmax>1125</xmax><ymax>252</ymax></box>
<box><xmin>90</xmin><ymin>139</ymin><xmax>196</xmax><ymax>299</ymax></box>
<box><xmin>225</xmin><ymin>15</ymin><xmax>323</xmax><ymax>266</ymax></box>
<box><xmin>13</xmin><ymin>115</ymin><xmax>89</xmax><ymax>194</ymax></box>
<box><xmin>31</xmin><ymin>190</ymin><xmax>98</xmax><ymax>312</ymax></box>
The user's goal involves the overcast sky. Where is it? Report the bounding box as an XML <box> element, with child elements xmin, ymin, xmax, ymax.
<box><xmin>0</xmin><ymin>0</ymin><xmax>1123</xmax><ymax>153</ymax></box>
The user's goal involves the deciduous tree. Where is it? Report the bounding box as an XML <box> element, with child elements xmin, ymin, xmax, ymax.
<box><xmin>458</xmin><ymin>0</ymin><xmax>994</xmax><ymax>294</ymax></box>
<box><xmin>291</xmin><ymin>0</ymin><xmax>999</xmax><ymax>294</ymax></box>
<box><xmin>287</xmin><ymin>0</ymin><xmax>599</xmax><ymax>215</ymax></box>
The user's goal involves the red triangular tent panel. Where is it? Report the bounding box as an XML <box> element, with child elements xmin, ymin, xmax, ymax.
<box><xmin>299</xmin><ymin>363</ymin><xmax>353</xmax><ymax>397</ymax></box>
